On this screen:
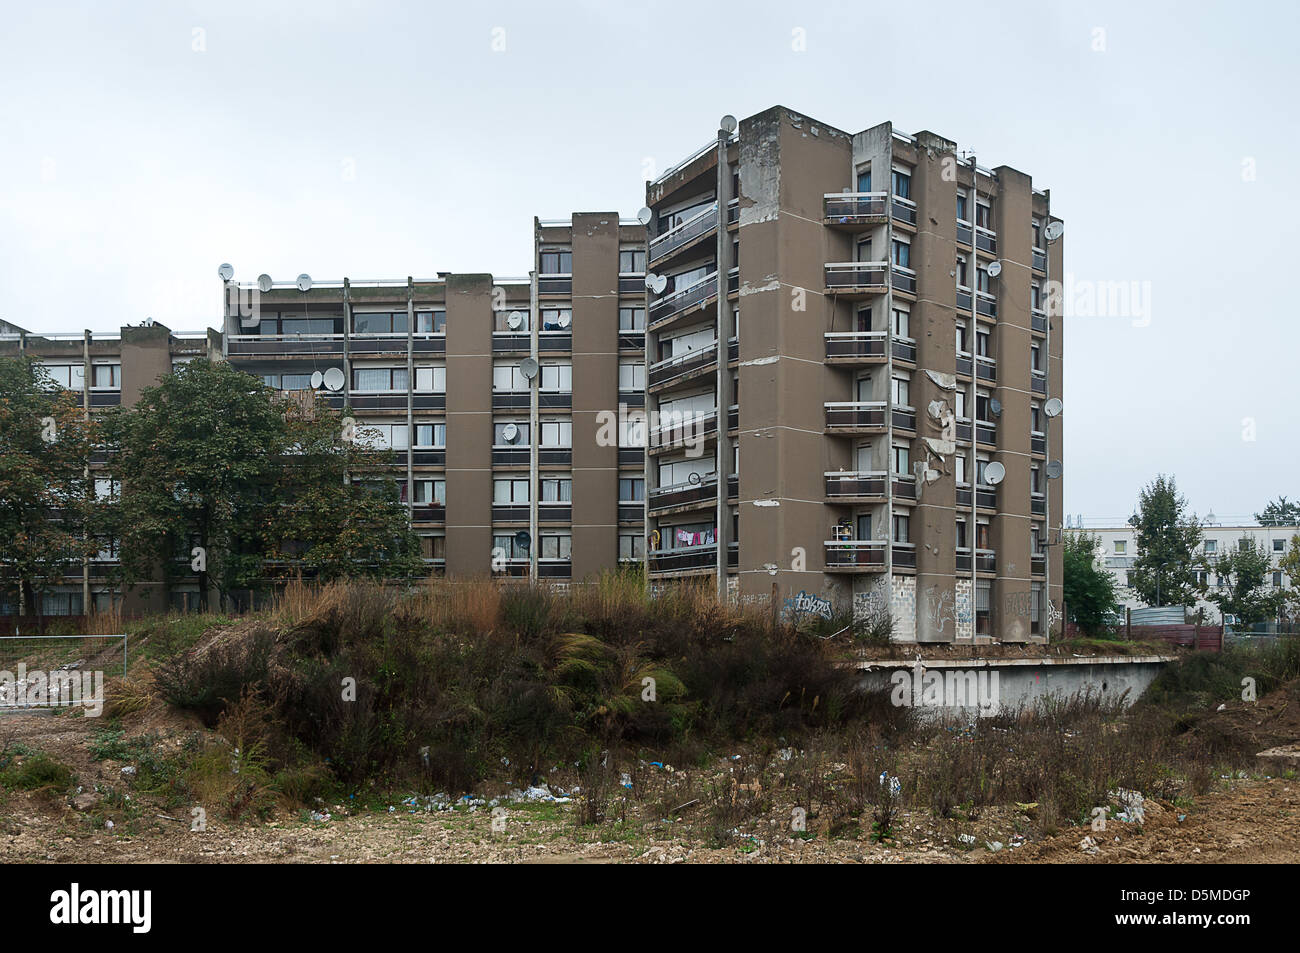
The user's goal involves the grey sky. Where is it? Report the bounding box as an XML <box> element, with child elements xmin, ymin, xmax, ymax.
<box><xmin>1</xmin><ymin>0</ymin><xmax>1296</xmax><ymax>522</ymax></box>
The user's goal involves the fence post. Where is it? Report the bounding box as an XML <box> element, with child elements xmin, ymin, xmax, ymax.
<box><xmin>1125</xmin><ymin>605</ymin><xmax>1131</xmax><ymax>641</ymax></box>
<box><xmin>123</xmin><ymin>632</ymin><xmax>128</xmax><ymax>678</ymax></box>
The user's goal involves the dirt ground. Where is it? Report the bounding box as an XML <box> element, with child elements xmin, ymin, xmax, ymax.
<box><xmin>2</xmin><ymin>705</ymin><xmax>1296</xmax><ymax>864</ymax></box>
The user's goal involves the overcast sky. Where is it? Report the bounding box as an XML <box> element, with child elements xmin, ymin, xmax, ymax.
<box><xmin>1</xmin><ymin>0</ymin><xmax>1295</xmax><ymax>523</ymax></box>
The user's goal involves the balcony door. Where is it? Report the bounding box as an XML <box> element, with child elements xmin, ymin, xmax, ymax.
<box><xmin>856</xmin><ymin>514</ymin><xmax>872</xmax><ymax>542</ymax></box>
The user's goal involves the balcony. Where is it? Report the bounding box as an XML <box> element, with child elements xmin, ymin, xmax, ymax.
<box><xmin>976</xmin><ymin>487</ymin><xmax>997</xmax><ymax>509</ymax></box>
<box><xmin>539</xmin><ymin>333</ymin><xmax>572</xmax><ymax>353</ymax></box>
<box><xmin>891</xmin><ymin>196</ymin><xmax>917</xmax><ymax>226</ymax></box>
<box><xmin>649</xmin><ymin>545</ymin><xmax>719</xmax><ymax>574</ymax></box>
<box><xmin>892</xmin><ymin>337</ymin><xmax>917</xmax><ymax>364</ymax></box>
<box><xmin>618</xmin><ymin>331</ymin><xmax>645</xmax><ymax>351</ymax></box>
<box><xmin>1032</xmin><ymin>249</ymin><xmax>1047</xmax><ymax>273</ymax></box>
<box><xmin>976</xmin><ymin>422</ymin><xmax>997</xmax><ymax>445</ymax></box>
<box><xmin>825</xmin><ymin>331</ymin><xmax>886</xmax><ymax>364</ymax></box>
<box><xmin>893</xmin><ymin>406</ymin><xmax>916</xmax><ymax>432</ymax></box>
<box><xmin>825</xmin><ymin>401</ymin><xmax>887</xmax><ymax>434</ymax></box>
<box><xmin>824</xmin><ymin>262</ymin><xmax>888</xmax><ymax>298</ymax></box>
<box><xmin>825</xmin><ymin>471</ymin><xmax>886</xmax><ymax>502</ymax></box>
<box><xmin>351</xmin><ymin>333</ymin><xmax>422</xmax><ymax>355</ymax></box>
<box><xmin>1031</xmin><ymin>372</ymin><xmax>1048</xmax><ymax>395</ymax></box>
<box><xmin>1032</xmin><ymin>552</ymin><xmax>1046</xmax><ymax>576</ymax></box>
<box><xmin>648</xmin><ymin>475</ymin><xmax>718</xmax><ymax>514</ymax></box>
<box><xmin>975</xmin><ymin>292</ymin><xmax>997</xmax><ymax>318</ymax></box>
<box><xmin>956</xmin><ymin>354</ymin><xmax>973</xmax><ymax>378</ymax></box>
<box><xmin>975</xmin><ymin>356</ymin><xmax>996</xmax><ymax>382</ymax></box>
<box><xmin>538</xmin><ymin>560</ymin><xmax>572</xmax><ymax>578</ymax></box>
<box><xmin>648</xmin><ymin>409</ymin><xmax>718</xmax><ymax>452</ymax></box>
<box><xmin>493</xmin><ymin>333</ymin><xmax>531</xmax><ymax>353</ymax></box>
<box><xmin>823</xmin><ymin>192</ymin><xmax>888</xmax><ymax>229</ymax></box>
<box><xmin>618</xmin><ymin>503</ymin><xmax>643</xmax><ymax>522</ymax></box>
<box><xmin>648</xmin><ymin>341</ymin><xmax>717</xmax><ymax>391</ymax></box>
<box><xmin>648</xmin><ymin>272</ymin><xmax>718</xmax><ymax>329</ymax></box>
<box><xmin>892</xmin><ymin>474</ymin><xmax>917</xmax><ymax>502</ymax></box>
<box><xmin>891</xmin><ymin>266</ymin><xmax>917</xmax><ymax>295</ymax></box>
<box><xmin>90</xmin><ymin>392</ymin><xmax>121</xmax><ymax>408</ymax></box>
<box><xmin>538</xmin><ymin>274</ymin><xmax>572</xmax><ymax>296</ymax></box>
<box><xmin>1031</xmin><ymin>434</ymin><xmax>1046</xmax><ymax>456</ymax></box>
<box><xmin>492</xmin><ymin>391</ymin><xmax>530</xmax><ymax>411</ymax></box>
<box><xmin>974</xmin><ymin>226</ymin><xmax>997</xmax><ymax>255</ymax></box>
<box><xmin>1031</xmin><ymin>493</ymin><xmax>1046</xmax><ymax>516</ymax></box>
<box><xmin>955</xmin><ymin>549</ymin><xmax>996</xmax><ymax>573</ymax></box>
<box><xmin>1031</xmin><ymin>310</ymin><xmax>1047</xmax><ymax>333</ymax></box>
<box><xmin>411</xmin><ymin>504</ymin><xmax>445</xmax><ymax>523</ymax></box>
<box><xmin>824</xmin><ymin>539</ymin><xmax>885</xmax><ymax>573</ymax></box>
<box><xmin>726</xmin><ymin>199</ymin><xmax>740</xmax><ymax>226</ymax></box>
<box><xmin>956</xmin><ymin>222</ymin><xmax>973</xmax><ymax>247</ymax></box>
<box><xmin>956</xmin><ymin>289</ymin><xmax>973</xmax><ymax>313</ymax></box>
<box><xmin>649</xmin><ymin>203</ymin><xmax>718</xmax><ymax>265</ymax></box>
<box><xmin>893</xmin><ymin>543</ymin><xmax>917</xmax><ymax>569</ymax></box>
<box><xmin>492</xmin><ymin>504</ymin><xmax>530</xmax><ymax>522</ymax></box>
<box><xmin>227</xmin><ymin>333</ymin><xmax>345</xmax><ymax>357</ymax></box>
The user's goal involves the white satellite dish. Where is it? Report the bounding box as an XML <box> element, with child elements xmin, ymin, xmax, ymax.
<box><xmin>217</xmin><ymin>263</ymin><xmax>234</xmax><ymax>281</ymax></box>
<box><xmin>984</xmin><ymin>461</ymin><xmax>1005</xmax><ymax>486</ymax></box>
<box><xmin>557</xmin><ymin>312</ymin><xmax>571</xmax><ymax>329</ymax></box>
<box><xmin>257</xmin><ymin>274</ymin><xmax>273</xmax><ymax>293</ymax></box>
<box><xmin>648</xmin><ymin>274</ymin><xmax>667</xmax><ymax>294</ymax></box>
<box><xmin>502</xmin><ymin>423</ymin><xmax>520</xmax><ymax>443</ymax></box>
<box><xmin>296</xmin><ymin>273</ymin><xmax>312</xmax><ymax>292</ymax></box>
<box><xmin>636</xmin><ymin>207</ymin><xmax>652</xmax><ymax>226</ymax></box>
<box><xmin>986</xmin><ymin>260</ymin><xmax>1002</xmax><ymax>278</ymax></box>
<box><xmin>720</xmin><ymin>114</ymin><xmax>737</xmax><ymax>134</ymax></box>
<box><xmin>519</xmin><ymin>357</ymin><xmax>539</xmax><ymax>380</ymax></box>
<box><xmin>688</xmin><ymin>471</ymin><xmax>702</xmax><ymax>485</ymax></box>
<box><xmin>989</xmin><ymin>397</ymin><xmax>1002</xmax><ymax>417</ymax></box>
<box><xmin>506</xmin><ymin>310</ymin><xmax>524</xmax><ymax>330</ymax></box>
<box><xmin>322</xmin><ymin>367</ymin><xmax>345</xmax><ymax>391</ymax></box>
<box><xmin>1044</xmin><ymin>221</ymin><xmax>1064</xmax><ymax>242</ymax></box>
<box><xmin>143</xmin><ymin>316</ymin><xmax>155</xmax><ymax>327</ymax></box>
<box><xmin>1046</xmin><ymin>460</ymin><xmax>1063</xmax><ymax>480</ymax></box>
<box><xmin>310</xmin><ymin>370</ymin><xmax>324</xmax><ymax>390</ymax></box>
<box><xmin>1043</xmin><ymin>397</ymin><xmax>1063</xmax><ymax>418</ymax></box>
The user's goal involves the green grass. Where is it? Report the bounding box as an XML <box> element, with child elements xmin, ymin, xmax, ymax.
<box><xmin>0</xmin><ymin>752</ymin><xmax>76</xmax><ymax>793</ymax></box>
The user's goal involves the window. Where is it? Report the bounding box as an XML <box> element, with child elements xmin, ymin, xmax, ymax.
<box><xmin>494</xmin><ymin>308</ymin><xmax>529</xmax><ymax>333</ymax></box>
<box><xmin>414</xmin><ymin>422</ymin><xmax>446</xmax><ymax>448</ymax></box>
<box><xmin>1273</xmin><ymin>539</ymin><xmax>1285</xmax><ymax>553</ymax></box>
<box><xmin>40</xmin><ymin>363</ymin><xmax>85</xmax><ymax>390</ymax></box>
<box><xmin>414</xmin><ymin>366</ymin><xmax>446</xmax><ymax>392</ymax></box>
<box><xmin>892</xmin><ymin>444</ymin><xmax>910</xmax><ymax>475</ymax></box>
<box><xmin>353</xmin><ymin>311</ymin><xmax>407</xmax><ymax>334</ymax></box>
<box><xmin>955</xmin><ymin>390</ymin><xmax>968</xmax><ymax>420</ymax></box>
<box><xmin>975</xmin><ymin>328</ymin><xmax>991</xmax><ymax>358</ymax></box>
<box><xmin>976</xmin><ymin>521</ymin><xmax>991</xmax><ymax>550</ymax></box>
<box><xmin>540</xmin><ymin>533</ymin><xmax>573</xmax><ymax>560</ymax></box>
<box><xmin>356</xmin><ymin>422</ymin><xmax>407</xmax><ymax>450</ymax></box>
<box><xmin>540</xmin><ymin>477</ymin><xmax>572</xmax><ymax>502</ymax></box>
<box><xmin>1032</xmin><ymin>218</ymin><xmax>1043</xmax><ymax>249</ymax></box>
<box><xmin>540</xmin><ymin>250</ymin><xmax>572</xmax><ymax>274</ymax></box>
<box><xmin>1239</xmin><ymin>538</ymin><xmax>1252</xmax><ymax>552</ymax></box>
<box><xmin>976</xmin><ymin>265</ymin><xmax>992</xmax><ymax>295</ymax></box>
<box><xmin>1274</xmin><ymin>571</ymin><xmax>1284</xmax><ymax>587</ymax></box>
<box><xmin>540</xmin><ymin>363</ymin><xmax>572</xmax><ymax>392</ymax></box>
<box><xmin>955</xmin><ymin>255</ymin><xmax>969</xmax><ymax>288</ymax></box>
<box><xmin>92</xmin><ymin>364</ymin><xmax>121</xmax><ymax>389</ymax></box>
<box><xmin>856</xmin><ymin>167</ymin><xmax>871</xmax><ymax>192</ymax></box>
<box><xmin>1204</xmin><ymin>539</ymin><xmax>1217</xmax><ymax>554</ymax></box>
<box><xmin>414</xmin><ymin>479</ymin><xmax>446</xmax><ymax>505</ymax></box>
<box><xmin>956</xmin><ymin>190</ymin><xmax>969</xmax><ymax>223</ymax></box>
<box><xmin>262</xmin><ymin>372</ymin><xmax>313</xmax><ymax>390</ymax></box>
<box><xmin>422</xmin><ymin>535</ymin><xmax>447</xmax><ymax>560</ymax></box>
<box><xmin>975</xmin><ymin>457</ymin><xmax>989</xmax><ymax>486</ymax></box>
<box><xmin>619</xmin><ymin>477</ymin><xmax>645</xmax><ymax>502</ymax></box>
<box><xmin>619</xmin><ymin>361</ymin><xmax>645</xmax><ymax>392</ymax></box>
<box><xmin>492</xmin><ymin>535</ymin><xmax>527</xmax><ymax>560</ymax></box>
<box><xmin>493</xmin><ymin>363</ymin><xmax>528</xmax><ymax>392</ymax></box>
<box><xmin>1031</xmin><ymin>403</ymin><xmax>1042</xmax><ymax>433</ymax></box>
<box><xmin>975</xmin><ymin>392</ymin><xmax>992</xmax><ymax>423</ymax></box>
<box><xmin>891</xmin><ymin>375</ymin><xmax>910</xmax><ymax>407</ymax></box>
<box><xmin>619</xmin><ymin>533</ymin><xmax>645</xmax><ymax>560</ymax></box>
<box><xmin>1114</xmin><ymin>540</ymin><xmax>1127</xmax><ymax>555</ymax></box>
<box><xmin>1031</xmin><ymin>343</ymin><xmax>1043</xmax><ymax>373</ymax></box>
<box><xmin>954</xmin><ymin>454</ymin><xmax>967</xmax><ymax>484</ymax></box>
<box><xmin>619</xmin><ymin>307</ymin><xmax>646</xmax><ymax>331</ymax></box>
<box><xmin>1030</xmin><ymin>466</ymin><xmax>1041</xmax><ymax>495</ymax></box>
<box><xmin>891</xmin><ymin>167</ymin><xmax>912</xmax><ymax>200</ymax></box>
<box><xmin>494</xmin><ymin>421</ymin><xmax>528</xmax><ymax>445</ymax></box>
<box><xmin>541</xmin><ymin>308</ymin><xmax>572</xmax><ymax>331</ymax></box>
<box><xmin>891</xmin><ymin>238</ymin><xmax>911</xmax><ymax>269</ymax></box>
<box><xmin>415</xmin><ymin>309</ymin><xmax>446</xmax><ymax>334</ymax></box>
<box><xmin>619</xmin><ymin>249</ymin><xmax>646</xmax><ymax>274</ymax></box>
<box><xmin>956</xmin><ymin>518</ymin><xmax>968</xmax><ymax>549</ymax></box>
<box><xmin>94</xmin><ymin>478</ymin><xmax>119</xmax><ymax>501</ymax></box>
<box><xmin>541</xmin><ymin>420</ymin><xmax>572</xmax><ymax>448</ymax></box>
<box><xmin>493</xmin><ymin>478</ymin><xmax>530</xmax><ymax>504</ymax></box>
<box><xmin>975</xmin><ymin>201</ymin><xmax>992</xmax><ymax>230</ymax></box>
<box><xmin>956</xmin><ymin>323</ymin><xmax>969</xmax><ymax>354</ymax></box>
<box><xmin>353</xmin><ymin>366</ymin><xmax>408</xmax><ymax>391</ymax></box>
<box><xmin>1030</xmin><ymin>582</ymin><xmax>1044</xmax><ymax>634</ymax></box>
<box><xmin>892</xmin><ymin>306</ymin><xmax>910</xmax><ymax>338</ymax></box>
<box><xmin>854</xmin><ymin>305</ymin><xmax>873</xmax><ymax>332</ymax></box>
<box><xmin>1031</xmin><ymin>525</ymin><xmax>1043</xmax><ymax>554</ymax></box>
<box><xmin>1031</xmin><ymin>282</ymin><xmax>1043</xmax><ymax>311</ymax></box>
<box><xmin>893</xmin><ymin>514</ymin><xmax>910</xmax><ymax>543</ymax></box>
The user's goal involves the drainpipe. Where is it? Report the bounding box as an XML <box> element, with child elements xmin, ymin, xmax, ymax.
<box><xmin>715</xmin><ymin>127</ymin><xmax>729</xmax><ymax>603</ymax></box>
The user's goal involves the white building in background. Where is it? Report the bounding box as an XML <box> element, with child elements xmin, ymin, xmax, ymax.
<box><xmin>1064</xmin><ymin>521</ymin><xmax>1298</xmax><ymax>622</ymax></box>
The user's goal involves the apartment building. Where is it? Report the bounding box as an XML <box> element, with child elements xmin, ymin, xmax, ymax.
<box><xmin>642</xmin><ymin>106</ymin><xmax>1064</xmax><ymax>643</ymax></box>
<box><xmin>0</xmin><ymin>321</ymin><xmax>221</xmax><ymax>614</ymax></box>
<box><xmin>218</xmin><ymin>213</ymin><xmax>650</xmax><ymax>583</ymax></box>
<box><xmin>1069</xmin><ymin>522</ymin><xmax>1298</xmax><ymax>622</ymax></box>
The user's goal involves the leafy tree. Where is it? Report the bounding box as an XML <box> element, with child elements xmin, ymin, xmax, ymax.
<box><xmin>0</xmin><ymin>356</ymin><xmax>97</xmax><ymax>617</ymax></box>
<box><xmin>1206</xmin><ymin>536</ymin><xmax>1284</xmax><ymax>627</ymax></box>
<box><xmin>1126</xmin><ymin>474</ymin><xmax>1205</xmax><ymax>608</ymax></box>
<box><xmin>1062</xmin><ymin>531</ymin><xmax>1120</xmax><ymax>635</ymax></box>
<box><xmin>1256</xmin><ymin>496</ymin><xmax>1300</xmax><ymax>526</ymax></box>
<box><xmin>1273</xmin><ymin>535</ymin><xmax>1300</xmax><ymax>623</ymax></box>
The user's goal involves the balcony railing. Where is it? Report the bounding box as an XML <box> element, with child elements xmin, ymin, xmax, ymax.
<box><xmin>892</xmin><ymin>266</ymin><xmax>917</xmax><ymax>294</ymax></box>
<box><xmin>892</xmin><ymin>474</ymin><xmax>917</xmax><ymax>501</ymax></box>
<box><xmin>824</xmin><ymin>470</ymin><xmax>887</xmax><ymax>500</ymax></box>
<box><xmin>1031</xmin><ymin>434</ymin><xmax>1046</xmax><ymax>455</ymax></box>
<box><xmin>824</xmin><ymin>539</ymin><xmax>886</xmax><ymax>571</ymax></box>
<box><xmin>974</xmin><ymin>226</ymin><xmax>997</xmax><ymax>254</ymax></box>
<box><xmin>956</xmin><ymin>222</ymin><xmax>973</xmax><ymax>247</ymax></box>
<box><xmin>649</xmin><ymin>203</ymin><xmax>718</xmax><ymax>264</ymax></box>
<box><xmin>892</xmin><ymin>406</ymin><xmax>916</xmax><ymax>431</ymax></box>
<box><xmin>1032</xmin><ymin>249</ymin><xmax>1047</xmax><ymax>273</ymax></box>
<box><xmin>891</xmin><ymin>196</ymin><xmax>917</xmax><ymax>225</ymax></box>
<box><xmin>1031</xmin><ymin>310</ymin><xmax>1048</xmax><ymax>333</ymax></box>
<box><xmin>825</xmin><ymin>331</ymin><xmax>886</xmax><ymax>362</ymax></box>
<box><xmin>649</xmin><ymin>409</ymin><xmax>718</xmax><ymax>450</ymax></box>
<box><xmin>892</xmin><ymin>543</ymin><xmax>917</xmax><ymax>568</ymax></box>
<box><xmin>1031</xmin><ymin>493</ymin><xmax>1046</xmax><ymax>516</ymax></box>
<box><xmin>892</xmin><ymin>337</ymin><xmax>917</xmax><ymax>363</ymax></box>
<box><xmin>1031</xmin><ymin>372</ymin><xmax>1047</xmax><ymax>395</ymax></box>
<box><xmin>824</xmin><ymin>261</ymin><xmax>888</xmax><ymax>294</ymax></box>
<box><xmin>1032</xmin><ymin>552</ymin><xmax>1046</xmax><ymax>575</ymax></box>
<box><xmin>825</xmin><ymin>401</ymin><xmax>887</xmax><ymax>432</ymax></box>
<box><xmin>538</xmin><ymin>274</ymin><xmax>572</xmax><ymax>295</ymax></box>
<box><xmin>648</xmin><ymin>341</ymin><xmax>717</xmax><ymax>389</ymax></box>
<box><xmin>649</xmin><ymin>475</ymin><xmax>718</xmax><ymax>513</ymax></box>
<box><xmin>975</xmin><ymin>292</ymin><xmax>997</xmax><ymax>318</ymax></box>
<box><xmin>975</xmin><ymin>356</ymin><xmax>996</xmax><ymax>382</ymax></box>
<box><xmin>648</xmin><ymin>545</ymin><xmax>718</xmax><ymax>574</ymax></box>
<box><xmin>649</xmin><ymin>272</ymin><xmax>718</xmax><ymax>326</ymax></box>
<box><xmin>726</xmin><ymin>199</ymin><xmax>740</xmax><ymax>226</ymax></box>
<box><xmin>227</xmin><ymin>333</ymin><xmax>345</xmax><ymax>356</ymax></box>
<box><xmin>823</xmin><ymin>191</ymin><xmax>888</xmax><ymax>225</ymax></box>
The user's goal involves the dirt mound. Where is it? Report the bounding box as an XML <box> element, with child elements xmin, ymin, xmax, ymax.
<box><xmin>1186</xmin><ymin>678</ymin><xmax>1300</xmax><ymax>755</ymax></box>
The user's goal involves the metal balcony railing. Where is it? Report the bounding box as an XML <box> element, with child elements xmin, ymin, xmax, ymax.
<box><xmin>824</xmin><ymin>261</ymin><xmax>888</xmax><ymax>293</ymax></box>
<box><xmin>648</xmin><ymin>475</ymin><xmax>718</xmax><ymax>513</ymax></box>
<box><xmin>824</xmin><ymin>539</ymin><xmax>886</xmax><ymax>571</ymax></box>
<box><xmin>649</xmin><ymin>272</ymin><xmax>718</xmax><ymax>326</ymax></box>
<box><xmin>974</xmin><ymin>226</ymin><xmax>998</xmax><ymax>254</ymax></box>
<box><xmin>825</xmin><ymin>471</ymin><xmax>887</xmax><ymax>500</ymax></box>
<box><xmin>824</xmin><ymin>191</ymin><xmax>888</xmax><ymax>224</ymax></box>
<box><xmin>825</xmin><ymin>401</ymin><xmax>887</xmax><ymax>432</ymax></box>
<box><xmin>648</xmin><ymin>409</ymin><xmax>718</xmax><ymax>450</ymax></box>
<box><xmin>648</xmin><ymin>341</ymin><xmax>717</xmax><ymax>389</ymax></box>
<box><xmin>649</xmin><ymin>203</ymin><xmax>718</xmax><ymax>263</ymax></box>
<box><xmin>648</xmin><ymin>545</ymin><xmax>718</xmax><ymax>573</ymax></box>
<box><xmin>825</xmin><ymin>331</ymin><xmax>886</xmax><ymax>361</ymax></box>
<box><xmin>891</xmin><ymin>196</ymin><xmax>917</xmax><ymax>225</ymax></box>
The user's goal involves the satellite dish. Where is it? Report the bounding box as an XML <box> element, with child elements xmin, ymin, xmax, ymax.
<box><xmin>514</xmin><ymin>530</ymin><xmax>531</xmax><ymax>551</ymax></box>
<box><xmin>989</xmin><ymin>397</ymin><xmax>1002</xmax><ymax>417</ymax></box>
<box><xmin>636</xmin><ymin>207</ymin><xmax>652</xmax><ymax>226</ymax></box>
<box><xmin>322</xmin><ymin>367</ymin><xmax>345</xmax><ymax>391</ymax></box>
<box><xmin>983</xmin><ymin>461</ymin><xmax>1005</xmax><ymax>486</ymax></box>
<box><xmin>310</xmin><ymin>370</ymin><xmax>324</xmax><ymax>390</ymax></box>
<box><xmin>649</xmin><ymin>274</ymin><xmax>668</xmax><ymax>294</ymax></box>
<box><xmin>1044</xmin><ymin>221</ymin><xmax>1064</xmax><ymax>242</ymax></box>
<box><xmin>1043</xmin><ymin>397</ymin><xmax>1063</xmax><ymax>418</ymax></box>
<box><xmin>519</xmin><ymin>358</ymin><xmax>539</xmax><ymax>380</ymax></box>
<box><xmin>502</xmin><ymin>423</ymin><xmax>520</xmax><ymax>443</ymax></box>
<box><xmin>687</xmin><ymin>472</ymin><xmax>702</xmax><ymax>485</ymax></box>
<box><xmin>1046</xmin><ymin>460</ymin><xmax>1063</xmax><ymax>480</ymax></box>
<box><xmin>217</xmin><ymin>263</ymin><xmax>234</xmax><ymax>281</ymax></box>
<box><xmin>506</xmin><ymin>310</ymin><xmax>524</xmax><ymax>330</ymax></box>
<box><xmin>257</xmin><ymin>274</ymin><xmax>273</xmax><ymax>293</ymax></box>
<box><xmin>720</xmin><ymin>114</ymin><xmax>738</xmax><ymax>134</ymax></box>
<box><xmin>986</xmin><ymin>260</ymin><xmax>1002</xmax><ymax>278</ymax></box>
<box><xmin>143</xmin><ymin>316</ymin><xmax>155</xmax><ymax>327</ymax></box>
<box><xmin>557</xmin><ymin>312</ymin><xmax>571</xmax><ymax>329</ymax></box>
<box><xmin>296</xmin><ymin>274</ymin><xmax>312</xmax><ymax>292</ymax></box>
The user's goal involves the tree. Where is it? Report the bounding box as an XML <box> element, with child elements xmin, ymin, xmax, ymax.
<box><xmin>0</xmin><ymin>356</ymin><xmax>97</xmax><ymax>618</ymax></box>
<box><xmin>1256</xmin><ymin>496</ymin><xmax>1300</xmax><ymax>527</ymax></box>
<box><xmin>1273</xmin><ymin>535</ymin><xmax>1300</xmax><ymax>623</ymax></box>
<box><xmin>1062</xmin><ymin>531</ymin><xmax>1120</xmax><ymax>636</ymax></box>
<box><xmin>1126</xmin><ymin>475</ymin><xmax>1205</xmax><ymax>608</ymax></box>
<box><xmin>1206</xmin><ymin>536</ymin><xmax>1284</xmax><ymax>627</ymax></box>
